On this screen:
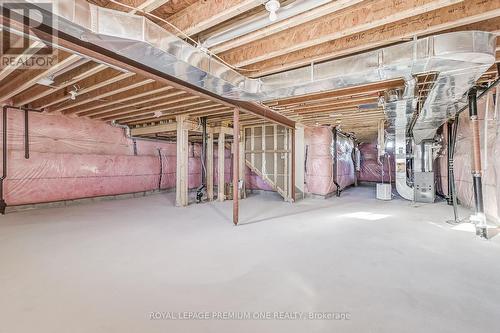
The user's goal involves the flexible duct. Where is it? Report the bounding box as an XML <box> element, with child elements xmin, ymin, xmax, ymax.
<box><xmin>7</xmin><ymin>1</ymin><xmax>496</xmax><ymax>144</ymax></box>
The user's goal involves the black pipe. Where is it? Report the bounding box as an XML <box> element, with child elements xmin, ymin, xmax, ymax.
<box><xmin>468</xmin><ymin>87</ymin><xmax>487</xmax><ymax>238</ymax></box>
<box><xmin>0</xmin><ymin>106</ymin><xmax>7</xmax><ymax>215</ymax></box>
<box><xmin>158</xmin><ymin>148</ymin><xmax>163</xmax><ymax>191</ymax></box>
<box><xmin>0</xmin><ymin>106</ymin><xmax>42</xmax><ymax>215</ymax></box>
<box><xmin>196</xmin><ymin>117</ymin><xmax>207</xmax><ymax>203</ymax></box>
<box><xmin>24</xmin><ymin>109</ymin><xmax>29</xmax><ymax>159</ymax></box>
<box><xmin>468</xmin><ymin>87</ymin><xmax>485</xmax><ymax>214</ymax></box>
<box><xmin>457</xmin><ymin>77</ymin><xmax>500</xmax><ymax>116</ymax></box>
<box><xmin>132</xmin><ymin>138</ymin><xmax>137</xmax><ymax>156</ymax></box>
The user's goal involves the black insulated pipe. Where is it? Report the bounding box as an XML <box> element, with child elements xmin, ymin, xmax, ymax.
<box><xmin>0</xmin><ymin>106</ymin><xmax>8</xmax><ymax>215</ymax></box>
<box><xmin>0</xmin><ymin>106</ymin><xmax>42</xmax><ymax>215</ymax></box>
<box><xmin>24</xmin><ymin>109</ymin><xmax>29</xmax><ymax>159</ymax></box>
<box><xmin>196</xmin><ymin>117</ymin><xmax>207</xmax><ymax>203</ymax></box>
<box><xmin>157</xmin><ymin>148</ymin><xmax>163</xmax><ymax>191</ymax></box>
<box><xmin>468</xmin><ymin>87</ymin><xmax>487</xmax><ymax>238</ymax></box>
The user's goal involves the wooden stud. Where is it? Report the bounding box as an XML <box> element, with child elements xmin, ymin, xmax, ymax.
<box><xmin>207</xmin><ymin>131</ymin><xmax>214</xmax><ymax>201</ymax></box>
<box><xmin>176</xmin><ymin>115</ymin><xmax>189</xmax><ymax>207</ymax></box>
<box><xmin>218</xmin><ymin>130</ymin><xmax>226</xmax><ymax>202</ymax></box>
<box><xmin>239</xmin><ymin>128</ymin><xmax>246</xmax><ymax>199</ymax></box>
<box><xmin>233</xmin><ymin>108</ymin><xmax>240</xmax><ymax>225</ymax></box>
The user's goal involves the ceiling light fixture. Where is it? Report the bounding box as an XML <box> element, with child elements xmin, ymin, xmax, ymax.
<box><xmin>69</xmin><ymin>85</ymin><xmax>79</xmax><ymax>100</ymax></box>
<box><xmin>265</xmin><ymin>0</ymin><xmax>280</xmax><ymax>22</ymax></box>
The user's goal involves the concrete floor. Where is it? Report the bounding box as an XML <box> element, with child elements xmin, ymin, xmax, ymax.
<box><xmin>1</xmin><ymin>185</ymin><xmax>499</xmax><ymax>333</ymax></box>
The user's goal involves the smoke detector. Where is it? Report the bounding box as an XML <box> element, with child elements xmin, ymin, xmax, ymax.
<box><xmin>154</xmin><ymin>110</ymin><xmax>163</xmax><ymax>118</ymax></box>
<box><xmin>265</xmin><ymin>0</ymin><xmax>280</xmax><ymax>22</ymax></box>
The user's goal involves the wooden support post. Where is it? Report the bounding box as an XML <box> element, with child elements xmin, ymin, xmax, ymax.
<box><xmin>291</xmin><ymin>128</ymin><xmax>296</xmax><ymax>202</ymax></box>
<box><xmin>261</xmin><ymin>125</ymin><xmax>266</xmax><ymax>181</ymax></box>
<box><xmin>207</xmin><ymin>132</ymin><xmax>214</xmax><ymax>201</ymax></box>
<box><xmin>233</xmin><ymin>108</ymin><xmax>240</xmax><ymax>226</ymax></box>
<box><xmin>239</xmin><ymin>129</ymin><xmax>245</xmax><ymax>199</ymax></box>
<box><xmin>284</xmin><ymin>128</ymin><xmax>288</xmax><ymax>198</ymax></box>
<box><xmin>176</xmin><ymin>115</ymin><xmax>189</xmax><ymax>207</ymax></box>
<box><xmin>218</xmin><ymin>130</ymin><xmax>226</xmax><ymax>202</ymax></box>
<box><xmin>274</xmin><ymin>125</ymin><xmax>278</xmax><ymax>184</ymax></box>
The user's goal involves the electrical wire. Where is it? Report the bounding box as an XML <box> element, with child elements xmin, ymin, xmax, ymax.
<box><xmin>106</xmin><ymin>0</ymin><xmax>258</xmax><ymax>73</ymax></box>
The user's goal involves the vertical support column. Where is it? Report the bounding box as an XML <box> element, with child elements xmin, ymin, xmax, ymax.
<box><xmin>446</xmin><ymin>121</ymin><xmax>454</xmax><ymax>205</ymax></box>
<box><xmin>239</xmin><ymin>129</ymin><xmax>245</xmax><ymax>199</ymax></box>
<box><xmin>261</xmin><ymin>125</ymin><xmax>266</xmax><ymax>181</ymax></box>
<box><xmin>24</xmin><ymin>109</ymin><xmax>29</xmax><ymax>159</ymax></box>
<box><xmin>218</xmin><ymin>130</ymin><xmax>225</xmax><ymax>202</ymax></box>
<box><xmin>207</xmin><ymin>131</ymin><xmax>214</xmax><ymax>201</ymax></box>
<box><xmin>291</xmin><ymin>128</ymin><xmax>296</xmax><ymax>202</ymax></box>
<box><xmin>250</xmin><ymin>127</ymin><xmax>255</xmax><ymax>167</ymax></box>
<box><xmin>468</xmin><ymin>87</ymin><xmax>487</xmax><ymax>238</ymax></box>
<box><xmin>176</xmin><ymin>115</ymin><xmax>188</xmax><ymax>207</ymax></box>
<box><xmin>233</xmin><ymin>108</ymin><xmax>240</xmax><ymax>226</ymax></box>
<box><xmin>284</xmin><ymin>128</ymin><xmax>288</xmax><ymax>198</ymax></box>
<box><xmin>0</xmin><ymin>106</ymin><xmax>8</xmax><ymax>215</ymax></box>
<box><xmin>273</xmin><ymin>125</ymin><xmax>278</xmax><ymax>184</ymax></box>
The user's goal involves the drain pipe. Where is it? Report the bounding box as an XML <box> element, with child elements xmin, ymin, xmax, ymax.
<box><xmin>0</xmin><ymin>105</ymin><xmax>42</xmax><ymax>215</ymax></box>
<box><xmin>468</xmin><ymin>87</ymin><xmax>487</xmax><ymax>238</ymax></box>
<box><xmin>0</xmin><ymin>106</ymin><xmax>8</xmax><ymax>215</ymax></box>
<box><xmin>196</xmin><ymin>117</ymin><xmax>207</xmax><ymax>203</ymax></box>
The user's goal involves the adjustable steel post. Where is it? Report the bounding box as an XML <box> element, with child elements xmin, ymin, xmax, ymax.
<box><xmin>446</xmin><ymin>121</ymin><xmax>453</xmax><ymax>205</ymax></box>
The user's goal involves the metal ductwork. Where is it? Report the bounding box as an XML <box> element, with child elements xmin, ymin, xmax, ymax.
<box><xmin>201</xmin><ymin>0</ymin><xmax>332</xmax><ymax>50</ymax></box>
<box><xmin>5</xmin><ymin>1</ymin><xmax>496</xmax><ymax>145</ymax></box>
<box><xmin>385</xmin><ymin>79</ymin><xmax>417</xmax><ymax>201</ymax></box>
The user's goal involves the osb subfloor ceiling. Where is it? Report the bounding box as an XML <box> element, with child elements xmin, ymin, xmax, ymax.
<box><xmin>2</xmin><ymin>0</ymin><xmax>500</xmax><ymax>142</ymax></box>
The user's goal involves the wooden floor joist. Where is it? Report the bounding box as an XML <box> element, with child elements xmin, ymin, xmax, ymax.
<box><xmin>0</xmin><ymin>0</ymin><xmax>497</xmax><ymax>145</ymax></box>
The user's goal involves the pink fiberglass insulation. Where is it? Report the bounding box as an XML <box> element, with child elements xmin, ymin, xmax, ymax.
<box><xmin>438</xmin><ymin>92</ymin><xmax>500</xmax><ymax>223</ymax></box>
<box><xmin>304</xmin><ymin>126</ymin><xmax>355</xmax><ymax>196</ymax></box>
<box><xmin>0</xmin><ymin>109</ymin><xmax>241</xmax><ymax>206</ymax></box>
<box><xmin>336</xmin><ymin>132</ymin><xmax>356</xmax><ymax>190</ymax></box>
<box><xmin>245</xmin><ymin>167</ymin><xmax>273</xmax><ymax>191</ymax></box>
<box><xmin>358</xmin><ymin>142</ymin><xmax>395</xmax><ymax>183</ymax></box>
